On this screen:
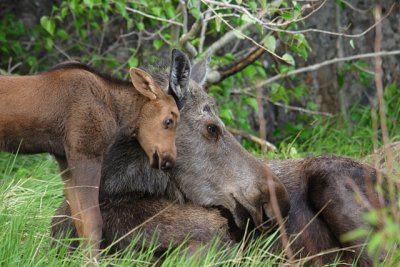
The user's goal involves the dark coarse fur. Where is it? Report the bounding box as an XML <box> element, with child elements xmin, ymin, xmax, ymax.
<box><xmin>266</xmin><ymin>155</ymin><xmax>381</xmax><ymax>266</ymax></box>
<box><xmin>0</xmin><ymin>50</ymin><xmax>188</xmax><ymax>255</ymax></box>
<box><xmin>53</xmin><ymin>197</ymin><xmax>232</xmax><ymax>255</ymax></box>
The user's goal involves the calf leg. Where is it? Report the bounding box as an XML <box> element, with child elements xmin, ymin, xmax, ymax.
<box><xmin>56</xmin><ymin>157</ymin><xmax>103</xmax><ymax>258</ymax></box>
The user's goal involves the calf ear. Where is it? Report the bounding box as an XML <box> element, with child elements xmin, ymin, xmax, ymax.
<box><xmin>191</xmin><ymin>52</ymin><xmax>210</xmax><ymax>86</ymax></box>
<box><xmin>169</xmin><ymin>49</ymin><xmax>191</xmax><ymax>110</ymax></box>
<box><xmin>130</xmin><ymin>68</ymin><xmax>157</xmax><ymax>100</ymax></box>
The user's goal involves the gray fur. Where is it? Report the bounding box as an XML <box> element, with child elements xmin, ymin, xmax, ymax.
<box><xmin>191</xmin><ymin>52</ymin><xmax>211</xmax><ymax>86</ymax></box>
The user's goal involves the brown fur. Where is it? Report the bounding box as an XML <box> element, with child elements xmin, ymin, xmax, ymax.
<box><xmin>0</xmin><ymin>60</ymin><xmax>183</xmax><ymax>254</ymax></box>
<box><xmin>52</xmin><ymin>155</ymin><xmax>384</xmax><ymax>265</ymax></box>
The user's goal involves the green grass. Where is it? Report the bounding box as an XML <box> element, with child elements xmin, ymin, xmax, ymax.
<box><xmin>1</xmin><ymin>97</ymin><xmax>399</xmax><ymax>266</ymax></box>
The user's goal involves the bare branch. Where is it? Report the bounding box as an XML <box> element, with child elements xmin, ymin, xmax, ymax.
<box><xmin>202</xmin><ymin>4</ymin><xmax>287</xmax><ymax>62</ymax></box>
<box><xmin>179</xmin><ymin>19</ymin><xmax>202</xmax><ymax>50</ymax></box>
<box><xmin>204</xmin><ymin>19</ymin><xmax>254</xmax><ymax>56</ymax></box>
<box><xmin>204</xmin><ymin>0</ymin><xmax>327</xmax><ymax>28</ymax></box>
<box><xmin>264</xmin><ymin>3</ymin><xmax>395</xmax><ymax>38</ymax></box>
<box><xmin>203</xmin><ymin>0</ymin><xmax>394</xmax><ymax>39</ymax></box>
<box><xmin>341</xmin><ymin>0</ymin><xmax>370</xmax><ymax>13</ymax></box>
<box><xmin>232</xmin><ymin>89</ymin><xmax>333</xmax><ymax>117</ymax></box>
<box><xmin>199</xmin><ymin>8</ymin><xmax>212</xmax><ymax>53</ymax></box>
<box><xmin>242</xmin><ymin>50</ymin><xmax>400</xmax><ymax>91</ymax></box>
<box><xmin>178</xmin><ymin>0</ymin><xmax>188</xmax><ymax>33</ymax></box>
<box><xmin>228</xmin><ymin>127</ymin><xmax>277</xmax><ymax>151</ymax></box>
<box><xmin>256</xmin><ymin>80</ymin><xmax>267</xmax><ymax>153</ymax></box>
<box><xmin>207</xmin><ymin>46</ymin><xmax>265</xmax><ymax>84</ymax></box>
<box><xmin>373</xmin><ymin>5</ymin><xmax>399</xmax><ymax>221</ymax></box>
<box><xmin>125</xmin><ymin>6</ymin><xmax>183</xmax><ymax>26</ymax></box>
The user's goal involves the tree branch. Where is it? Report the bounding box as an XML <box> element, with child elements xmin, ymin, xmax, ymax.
<box><xmin>179</xmin><ymin>18</ymin><xmax>203</xmax><ymax>58</ymax></box>
<box><xmin>231</xmin><ymin>89</ymin><xmax>333</xmax><ymax>117</ymax></box>
<box><xmin>227</xmin><ymin>127</ymin><xmax>277</xmax><ymax>151</ymax></box>
<box><xmin>373</xmin><ymin>5</ymin><xmax>399</xmax><ymax>221</ymax></box>
<box><xmin>125</xmin><ymin>6</ymin><xmax>183</xmax><ymax>26</ymax></box>
<box><xmin>207</xmin><ymin>46</ymin><xmax>265</xmax><ymax>84</ymax></box>
<box><xmin>241</xmin><ymin>50</ymin><xmax>400</xmax><ymax>91</ymax></box>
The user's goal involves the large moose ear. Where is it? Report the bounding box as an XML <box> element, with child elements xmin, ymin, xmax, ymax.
<box><xmin>169</xmin><ymin>49</ymin><xmax>191</xmax><ymax>110</ymax></box>
<box><xmin>191</xmin><ymin>51</ymin><xmax>210</xmax><ymax>86</ymax></box>
<box><xmin>130</xmin><ymin>68</ymin><xmax>157</xmax><ymax>100</ymax></box>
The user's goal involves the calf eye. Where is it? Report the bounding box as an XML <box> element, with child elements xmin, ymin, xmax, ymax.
<box><xmin>164</xmin><ymin>118</ymin><xmax>174</xmax><ymax>129</ymax></box>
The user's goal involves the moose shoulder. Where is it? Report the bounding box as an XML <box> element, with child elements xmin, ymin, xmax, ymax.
<box><xmin>0</xmin><ymin>50</ymin><xmax>189</xmax><ymax>255</ymax></box>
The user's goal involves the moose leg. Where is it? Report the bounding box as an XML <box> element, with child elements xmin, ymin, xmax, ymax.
<box><xmin>56</xmin><ymin>156</ymin><xmax>103</xmax><ymax>258</ymax></box>
<box><xmin>307</xmin><ymin>163</ymin><xmax>376</xmax><ymax>266</ymax></box>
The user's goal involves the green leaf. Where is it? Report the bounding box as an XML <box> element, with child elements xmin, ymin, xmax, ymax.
<box><xmin>244</xmin><ymin>97</ymin><xmax>258</xmax><ymax>112</ymax></box>
<box><xmin>367</xmin><ymin>232</ymin><xmax>383</xmax><ymax>255</ymax></box>
<box><xmin>40</xmin><ymin>16</ymin><xmax>55</xmax><ymax>36</ymax></box>
<box><xmin>248</xmin><ymin>1</ymin><xmax>257</xmax><ymax>12</ymax></box>
<box><xmin>220</xmin><ymin>107</ymin><xmax>234</xmax><ymax>123</ymax></box>
<box><xmin>56</xmin><ymin>29</ymin><xmax>69</xmax><ymax>40</ymax></box>
<box><xmin>263</xmin><ymin>35</ymin><xmax>276</xmax><ymax>53</ymax></box>
<box><xmin>236</xmin><ymin>0</ymin><xmax>242</xmax><ymax>4</ymax></box>
<box><xmin>83</xmin><ymin>0</ymin><xmax>94</xmax><ymax>9</ymax></box>
<box><xmin>282</xmin><ymin>53</ymin><xmax>295</xmax><ymax>66</ymax></box>
<box><xmin>349</xmin><ymin>39</ymin><xmax>355</xmax><ymax>49</ymax></box>
<box><xmin>215</xmin><ymin>15</ymin><xmax>222</xmax><ymax>32</ymax></box>
<box><xmin>190</xmin><ymin>7</ymin><xmax>201</xmax><ymax>20</ymax></box>
<box><xmin>165</xmin><ymin>5</ymin><xmax>175</xmax><ymax>18</ymax></box>
<box><xmin>61</xmin><ymin>7</ymin><xmax>68</xmax><ymax>18</ymax></box>
<box><xmin>241</xmin><ymin>14</ymin><xmax>255</xmax><ymax>23</ymax></box>
<box><xmin>27</xmin><ymin>56</ymin><xmax>37</xmax><ymax>68</ymax></box>
<box><xmin>258</xmin><ymin>0</ymin><xmax>266</xmax><ymax>9</ymax></box>
<box><xmin>292</xmin><ymin>45</ymin><xmax>308</xmax><ymax>60</ymax></box>
<box><xmin>151</xmin><ymin>6</ymin><xmax>162</xmax><ymax>17</ymax></box>
<box><xmin>136</xmin><ymin>22</ymin><xmax>144</xmax><ymax>30</ymax></box>
<box><xmin>44</xmin><ymin>37</ymin><xmax>54</xmax><ymax>51</ymax></box>
<box><xmin>335</xmin><ymin>0</ymin><xmax>346</xmax><ymax>10</ymax></box>
<box><xmin>243</xmin><ymin>65</ymin><xmax>256</xmax><ymax>79</ymax></box>
<box><xmin>128</xmin><ymin>57</ymin><xmax>139</xmax><ymax>68</ymax></box>
<box><xmin>153</xmin><ymin>39</ymin><xmax>163</xmax><ymax>50</ymax></box>
<box><xmin>341</xmin><ymin>228</ymin><xmax>369</xmax><ymax>242</ymax></box>
<box><xmin>115</xmin><ymin>1</ymin><xmax>128</xmax><ymax>18</ymax></box>
<box><xmin>362</xmin><ymin>210</ymin><xmax>379</xmax><ymax>225</ymax></box>
<box><xmin>256</xmin><ymin>66</ymin><xmax>267</xmax><ymax>79</ymax></box>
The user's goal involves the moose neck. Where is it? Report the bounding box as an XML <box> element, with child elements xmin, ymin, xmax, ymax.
<box><xmin>99</xmin><ymin>132</ymin><xmax>184</xmax><ymax>202</ymax></box>
<box><xmin>108</xmin><ymin>83</ymin><xmax>149</xmax><ymax>131</ymax></box>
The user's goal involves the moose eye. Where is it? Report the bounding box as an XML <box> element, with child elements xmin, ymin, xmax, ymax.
<box><xmin>164</xmin><ymin>118</ymin><xmax>174</xmax><ymax>129</ymax></box>
<box><xmin>207</xmin><ymin>124</ymin><xmax>219</xmax><ymax>139</ymax></box>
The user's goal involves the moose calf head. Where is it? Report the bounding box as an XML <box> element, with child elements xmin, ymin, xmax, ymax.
<box><xmin>129</xmin><ymin>69</ymin><xmax>179</xmax><ymax>170</ymax></box>
<box><xmin>129</xmin><ymin>50</ymin><xmax>190</xmax><ymax>170</ymax></box>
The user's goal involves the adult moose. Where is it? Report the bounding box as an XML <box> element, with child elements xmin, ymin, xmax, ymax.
<box><xmin>52</xmin><ymin>53</ymin><xmax>384</xmax><ymax>265</ymax></box>
<box><xmin>0</xmin><ymin>49</ymin><xmax>189</xmax><ymax>256</ymax></box>
<box><xmin>52</xmin><ymin>52</ymin><xmax>291</xmax><ymax>253</ymax></box>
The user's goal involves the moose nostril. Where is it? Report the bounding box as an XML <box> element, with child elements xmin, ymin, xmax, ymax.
<box><xmin>161</xmin><ymin>160</ymin><xmax>173</xmax><ymax>170</ymax></box>
<box><xmin>259</xmin><ymin>203</ymin><xmax>277</xmax><ymax>231</ymax></box>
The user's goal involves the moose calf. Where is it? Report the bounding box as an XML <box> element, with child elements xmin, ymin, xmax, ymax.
<box><xmin>0</xmin><ymin>49</ymin><xmax>191</xmax><ymax>256</ymax></box>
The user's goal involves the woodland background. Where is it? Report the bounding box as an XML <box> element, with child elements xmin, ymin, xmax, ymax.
<box><xmin>0</xmin><ymin>0</ymin><xmax>399</xmax><ymax>266</ymax></box>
